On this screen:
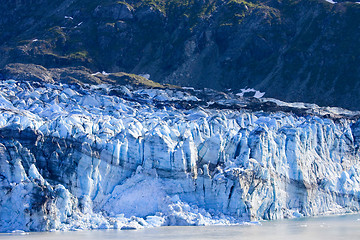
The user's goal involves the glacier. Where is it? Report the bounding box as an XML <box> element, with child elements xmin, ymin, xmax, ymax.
<box><xmin>1</xmin><ymin>79</ymin><xmax>360</xmax><ymax>232</ymax></box>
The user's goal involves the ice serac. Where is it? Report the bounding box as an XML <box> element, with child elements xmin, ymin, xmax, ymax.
<box><xmin>1</xmin><ymin>80</ymin><xmax>360</xmax><ymax>232</ymax></box>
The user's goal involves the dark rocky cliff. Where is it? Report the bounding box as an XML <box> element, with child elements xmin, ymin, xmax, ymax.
<box><xmin>0</xmin><ymin>0</ymin><xmax>359</xmax><ymax>109</ymax></box>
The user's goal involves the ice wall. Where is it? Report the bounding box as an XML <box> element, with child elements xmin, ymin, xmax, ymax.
<box><xmin>1</xmin><ymin>80</ymin><xmax>360</xmax><ymax>232</ymax></box>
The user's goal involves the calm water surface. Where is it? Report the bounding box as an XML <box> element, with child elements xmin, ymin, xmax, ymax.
<box><xmin>1</xmin><ymin>214</ymin><xmax>360</xmax><ymax>240</ymax></box>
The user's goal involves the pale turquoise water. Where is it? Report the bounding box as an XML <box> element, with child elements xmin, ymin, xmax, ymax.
<box><xmin>1</xmin><ymin>214</ymin><xmax>360</xmax><ymax>240</ymax></box>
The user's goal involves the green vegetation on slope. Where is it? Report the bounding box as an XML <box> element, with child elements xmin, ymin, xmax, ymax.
<box><xmin>0</xmin><ymin>0</ymin><xmax>360</xmax><ymax>109</ymax></box>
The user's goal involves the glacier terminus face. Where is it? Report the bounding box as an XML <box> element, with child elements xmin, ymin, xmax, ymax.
<box><xmin>1</xmin><ymin>80</ymin><xmax>360</xmax><ymax>232</ymax></box>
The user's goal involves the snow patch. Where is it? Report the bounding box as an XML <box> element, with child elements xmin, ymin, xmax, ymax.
<box><xmin>236</xmin><ymin>88</ymin><xmax>265</xmax><ymax>98</ymax></box>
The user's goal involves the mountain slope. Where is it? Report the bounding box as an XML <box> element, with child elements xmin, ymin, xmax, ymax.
<box><xmin>0</xmin><ymin>0</ymin><xmax>360</xmax><ymax>109</ymax></box>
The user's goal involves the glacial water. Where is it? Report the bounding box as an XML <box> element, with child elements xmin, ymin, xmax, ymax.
<box><xmin>1</xmin><ymin>214</ymin><xmax>360</xmax><ymax>240</ymax></box>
